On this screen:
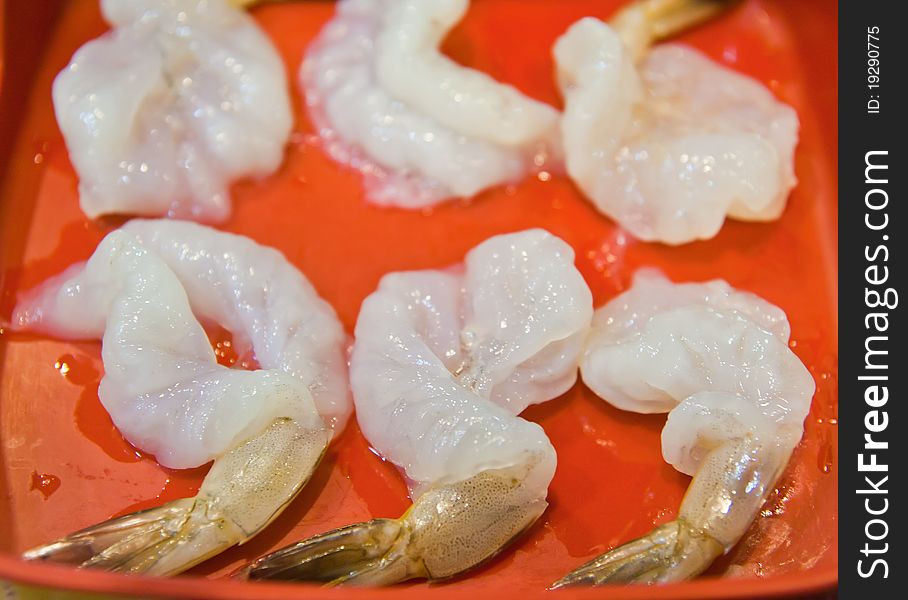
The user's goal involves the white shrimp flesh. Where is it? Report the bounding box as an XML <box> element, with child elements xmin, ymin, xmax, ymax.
<box><xmin>244</xmin><ymin>229</ymin><xmax>593</xmax><ymax>584</ymax></box>
<box><xmin>301</xmin><ymin>0</ymin><xmax>560</xmax><ymax>208</ymax></box>
<box><xmin>554</xmin><ymin>14</ymin><xmax>799</xmax><ymax>245</ymax></box>
<box><xmin>53</xmin><ymin>0</ymin><xmax>293</xmax><ymax>222</ymax></box>
<box><xmin>13</xmin><ymin>220</ymin><xmax>349</xmax><ymax>575</ymax></box>
<box><xmin>553</xmin><ymin>269</ymin><xmax>815</xmax><ymax>586</ymax></box>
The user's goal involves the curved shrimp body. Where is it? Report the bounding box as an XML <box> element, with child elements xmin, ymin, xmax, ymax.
<box><xmin>245</xmin><ymin>229</ymin><xmax>593</xmax><ymax>584</ymax></box>
<box><xmin>54</xmin><ymin>0</ymin><xmax>292</xmax><ymax>222</ymax></box>
<box><xmin>554</xmin><ymin>0</ymin><xmax>798</xmax><ymax>245</ymax></box>
<box><xmin>553</xmin><ymin>270</ymin><xmax>814</xmax><ymax>586</ymax></box>
<box><xmin>118</xmin><ymin>219</ymin><xmax>351</xmax><ymax>432</ymax></box>
<box><xmin>301</xmin><ymin>0</ymin><xmax>560</xmax><ymax>208</ymax></box>
<box><xmin>13</xmin><ymin>220</ymin><xmax>349</xmax><ymax>575</ymax></box>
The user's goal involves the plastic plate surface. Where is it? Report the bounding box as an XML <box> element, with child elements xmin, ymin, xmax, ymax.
<box><xmin>0</xmin><ymin>0</ymin><xmax>837</xmax><ymax>597</ymax></box>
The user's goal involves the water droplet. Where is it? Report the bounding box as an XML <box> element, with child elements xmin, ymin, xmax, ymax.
<box><xmin>213</xmin><ymin>337</ymin><xmax>238</xmax><ymax>367</ymax></box>
<box><xmin>30</xmin><ymin>471</ymin><xmax>61</xmax><ymax>499</ymax></box>
<box><xmin>54</xmin><ymin>354</ymin><xmax>99</xmax><ymax>385</ymax></box>
<box><xmin>817</xmin><ymin>430</ymin><xmax>835</xmax><ymax>474</ymax></box>
<box><xmin>31</xmin><ymin>140</ymin><xmax>51</xmax><ymax>166</ymax></box>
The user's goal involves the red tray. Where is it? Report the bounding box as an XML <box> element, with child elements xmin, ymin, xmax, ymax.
<box><xmin>0</xmin><ymin>0</ymin><xmax>837</xmax><ymax>598</ymax></box>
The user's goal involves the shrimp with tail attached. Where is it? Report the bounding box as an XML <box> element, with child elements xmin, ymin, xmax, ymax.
<box><xmin>554</xmin><ymin>0</ymin><xmax>798</xmax><ymax>245</ymax></box>
<box><xmin>552</xmin><ymin>270</ymin><xmax>815</xmax><ymax>587</ymax></box>
<box><xmin>244</xmin><ymin>229</ymin><xmax>593</xmax><ymax>585</ymax></box>
<box><xmin>13</xmin><ymin>220</ymin><xmax>350</xmax><ymax>575</ymax></box>
<box><xmin>300</xmin><ymin>0</ymin><xmax>561</xmax><ymax>208</ymax></box>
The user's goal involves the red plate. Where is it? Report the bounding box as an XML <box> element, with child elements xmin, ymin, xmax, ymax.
<box><xmin>0</xmin><ymin>0</ymin><xmax>837</xmax><ymax>598</ymax></box>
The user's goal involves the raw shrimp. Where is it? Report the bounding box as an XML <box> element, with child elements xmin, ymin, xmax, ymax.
<box><xmin>13</xmin><ymin>220</ymin><xmax>349</xmax><ymax>575</ymax></box>
<box><xmin>554</xmin><ymin>0</ymin><xmax>798</xmax><ymax>245</ymax></box>
<box><xmin>552</xmin><ymin>269</ymin><xmax>814</xmax><ymax>586</ymax></box>
<box><xmin>301</xmin><ymin>0</ymin><xmax>560</xmax><ymax>208</ymax></box>
<box><xmin>53</xmin><ymin>0</ymin><xmax>292</xmax><ymax>222</ymax></box>
<box><xmin>244</xmin><ymin>229</ymin><xmax>593</xmax><ymax>584</ymax></box>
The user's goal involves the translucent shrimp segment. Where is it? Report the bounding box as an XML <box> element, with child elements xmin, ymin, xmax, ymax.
<box><xmin>246</xmin><ymin>229</ymin><xmax>592</xmax><ymax>584</ymax></box>
<box><xmin>375</xmin><ymin>0</ymin><xmax>559</xmax><ymax>146</ymax></box>
<box><xmin>353</xmin><ymin>229</ymin><xmax>591</xmax><ymax>488</ymax></box>
<box><xmin>118</xmin><ymin>219</ymin><xmax>351</xmax><ymax>432</ymax></box>
<box><xmin>14</xmin><ymin>231</ymin><xmax>319</xmax><ymax>467</ymax></box>
<box><xmin>13</xmin><ymin>222</ymin><xmax>348</xmax><ymax>574</ymax></box>
<box><xmin>554</xmin><ymin>269</ymin><xmax>814</xmax><ymax>586</ymax></box>
<box><xmin>53</xmin><ymin>0</ymin><xmax>292</xmax><ymax>221</ymax></box>
<box><xmin>554</xmin><ymin>17</ymin><xmax>798</xmax><ymax>245</ymax></box>
<box><xmin>580</xmin><ymin>267</ymin><xmax>794</xmax><ymax>417</ymax></box>
<box><xmin>302</xmin><ymin>0</ymin><xmax>559</xmax><ymax>208</ymax></box>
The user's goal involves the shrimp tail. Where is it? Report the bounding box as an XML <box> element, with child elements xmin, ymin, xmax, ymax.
<box><xmin>243</xmin><ymin>463</ymin><xmax>550</xmax><ymax>585</ymax></box>
<box><xmin>611</xmin><ymin>0</ymin><xmax>741</xmax><ymax>59</ymax></box>
<box><xmin>549</xmin><ymin>520</ymin><xmax>723</xmax><ymax>587</ymax></box>
<box><xmin>23</xmin><ymin>497</ymin><xmax>252</xmax><ymax>575</ymax></box>
<box><xmin>552</xmin><ymin>434</ymin><xmax>792</xmax><ymax>587</ymax></box>
<box><xmin>23</xmin><ymin>418</ymin><xmax>329</xmax><ymax>576</ymax></box>
<box><xmin>242</xmin><ymin>519</ymin><xmax>422</xmax><ymax>585</ymax></box>
<box><xmin>22</xmin><ymin>499</ymin><xmax>200</xmax><ymax>570</ymax></box>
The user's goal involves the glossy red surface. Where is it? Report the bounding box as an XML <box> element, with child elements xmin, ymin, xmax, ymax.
<box><xmin>0</xmin><ymin>0</ymin><xmax>837</xmax><ymax>597</ymax></box>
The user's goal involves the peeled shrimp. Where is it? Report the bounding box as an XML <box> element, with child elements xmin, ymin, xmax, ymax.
<box><xmin>244</xmin><ymin>229</ymin><xmax>592</xmax><ymax>584</ymax></box>
<box><xmin>13</xmin><ymin>220</ymin><xmax>349</xmax><ymax>575</ymax></box>
<box><xmin>554</xmin><ymin>0</ymin><xmax>798</xmax><ymax>245</ymax></box>
<box><xmin>53</xmin><ymin>0</ymin><xmax>292</xmax><ymax>222</ymax></box>
<box><xmin>552</xmin><ymin>269</ymin><xmax>814</xmax><ymax>586</ymax></box>
<box><xmin>301</xmin><ymin>0</ymin><xmax>560</xmax><ymax>208</ymax></box>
